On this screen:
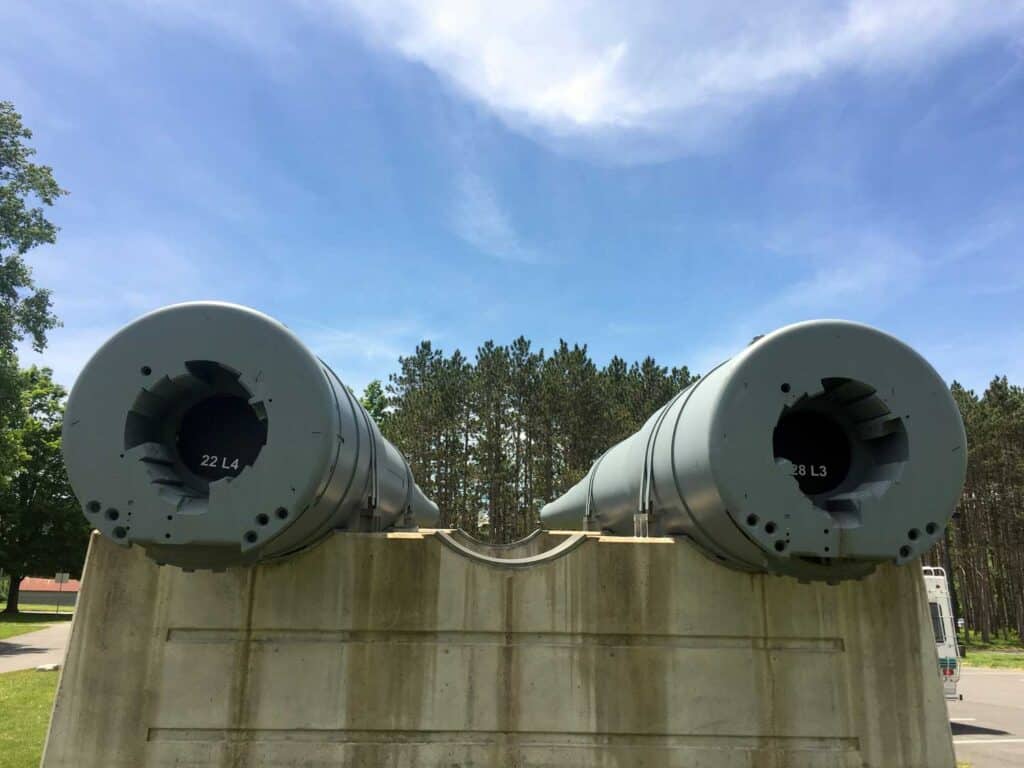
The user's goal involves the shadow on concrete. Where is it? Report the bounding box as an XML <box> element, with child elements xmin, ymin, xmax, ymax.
<box><xmin>0</xmin><ymin>641</ymin><xmax>49</xmax><ymax>657</ymax></box>
<box><xmin>951</xmin><ymin>721</ymin><xmax>1011</xmax><ymax>736</ymax></box>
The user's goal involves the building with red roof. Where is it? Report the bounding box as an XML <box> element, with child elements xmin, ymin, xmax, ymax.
<box><xmin>18</xmin><ymin>576</ymin><xmax>81</xmax><ymax>607</ymax></box>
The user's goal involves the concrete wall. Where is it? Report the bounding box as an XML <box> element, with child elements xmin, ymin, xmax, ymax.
<box><xmin>42</xmin><ymin>530</ymin><xmax>955</xmax><ymax>768</ymax></box>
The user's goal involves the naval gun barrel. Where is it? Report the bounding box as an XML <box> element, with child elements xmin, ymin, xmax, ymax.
<box><xmin>541</xmin><ymin>320</ymin><xmax>967</xmax><ymax>583</ymax></box>
<box><xmin>62</xmin><ymin>302</ymin><xmax>438</xmax><ymax>571</ymax></box>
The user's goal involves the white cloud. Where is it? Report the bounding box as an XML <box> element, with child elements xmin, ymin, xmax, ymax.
<box><xmin>450</xmin><ymin>170</ymin><xmax>539</xmax><ymax>262</ymax></box>
<box><xmin>24</xmin><ymin>1</ymin><xmax>1018</xmax><ymax>159</ymax></box>
<box><xmin>116</xmin><ymin>0</ymin><xmax>302</xmax><ymax>60</ymax></box>
<box><xmin>763</xmin><ymin>231</ymin><xmax>923</xmax><ymax>315</ymax></box>
<box><xmin>683</xmin><ymin>227</ymin><xmax>925</xmax><ymax>375</ymax></box>
<box><xmin>18</xmin><ymin>233</ymin><xmax>250</xmax><ymax>387</ymax></box>
<box><xmin>18</xmin><ymin>233</ymin><xmax>433</xmax><ymax>393</ymax></box>
<box><xmin>337</xmin><ymin>0</ymin><xmax>1024</xmax><ymax>149</ymax></box>
<box><xmin>16</xmin><ymin>326</ymin><xmax>117</xmax><ymax>392</ymax></box>
<box><xmin>303</xmin><ymin>325</ymin><xmax>415</xmax><ymax>363</ymax></box>
<box><xmin>298</xmin><ymin>320</ymin><xmax>438</xmax><ymax>395</ymax></box>
<box><xmin>17</xmin><ymin>2</ymin><xmax>1020</xmax><ymax>158</ymax></box>
<box><xmin>917</xmin><ymin>328</ymin><xmax>1024</xmax><ymax>394</ymax></box>
<box><xmin>30</xmin><ymin>233</ymin><xmax>209</xmax><ymax>313</ymax></box>
<box><xmin>945</xmin><ymin>202</ymin><xmax>1024</xmax><ymax>264</ymax></box>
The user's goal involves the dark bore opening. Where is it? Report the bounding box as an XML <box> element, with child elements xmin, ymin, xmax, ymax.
<box><xmin>177</xmin><ymin>395</ymin><xmax>268</xmax><ymax>482</ymax></box>
<box><xmin>773</xmin><ymin>410</ymin><xmax>851</xmax><ymax>495</ymax></box>
<box><xmin>771</xmin><ymin>378</ymin><xmax>909</xmax><ymax>533</ymax></box>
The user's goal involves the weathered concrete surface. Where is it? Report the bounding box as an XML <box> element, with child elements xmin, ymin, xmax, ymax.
<box><xmin>42</xmin><ymin>531</ymin><xmax>954</xmax><ymax>768</ymax></box>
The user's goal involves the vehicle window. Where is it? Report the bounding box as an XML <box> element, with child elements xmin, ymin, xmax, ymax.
<box><xmin>929</xmin><ymin>602</ymin><xmax>946</xmax><ymax>644</ymax></box>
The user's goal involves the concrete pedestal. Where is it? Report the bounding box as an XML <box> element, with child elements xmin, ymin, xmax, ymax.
<box><xmin>42</xmin><ymin>531</ymin><xmax>954</xmax><ymax>767</ymax></box>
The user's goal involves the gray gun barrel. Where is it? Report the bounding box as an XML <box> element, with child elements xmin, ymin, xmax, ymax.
<box><xmin>62</xmin><ymin>302</ymin><xmax>438</xmax><ymax>571</ymax></box>
<box><xmin>541</xmin><ymin>320</ymin><xmax>967</xmax><ymax>583</ymax></box>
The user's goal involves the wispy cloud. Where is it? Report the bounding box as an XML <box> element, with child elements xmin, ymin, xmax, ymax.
<box><xmin>607</xmin><ymin>320</ymin><xmax>665</xmax><ymax>336</ymax></box>
<box><xmin>963</xmin><ymin>258</ymin><xmax>1024</xmax><ymax>296</ymax></box>
<box><xmin>296</xmin><ymin>319</ymin><xmax>440</xmax><ymax>395</ymax></box>
<box><xmin>917</xmin><ymin>328</ymin><xmax>1024</xmax><ymax>394</ymax></box>
<box><xmin>681</xmin><ymin>199</ymin><xmax>1024</xmax><ymax>389</ymax></box>
<box><xmin>302</xmin><ymin>325</ymin><xmax>419</xmax><ymax>363</ymax></box>
<box><xmin>450</xmin><ymin>170</ymin><xmax>539</xmax><ymax>262</ymax></box>
<box><xmin>945</xmin><ymin>201</ymin><xmax>1024</xmax><ymax>263</ymax></box>
<box><xmin>21</xmin><ymin>1</ymin><xmax>1019</xmax><ymax>160</ymax></box>
<box><xmin>30</xmin><ymin>233</ymin><xmax>210</xmax><ymax>312</ymax></box>
<box><xmin>20</xmin><ymin>232</ymin><xmax>436</xmax><ymax>393</ymax></box>
<box><xmin>113</xmin><ymin>0</ymin><xmax>303</xmax><ymax>61</ymax></box>
<box><xmin>337</xmin><ymin>0</ymin><xmax>1024</xmax><ymax>153</ymax></box>
<box><xmin>18</xmin><ymin>232</ymin><xmax>250</xmax><ymax>387</ymax></box>
<box><xmin>682</xmin><ymin>226</ymin><xmax>926</xmax><ymax>376</ymax></box>
<box><xmin>763</xmin><ymin>230</ymin><xmax>923</xmax><ymax>316</ymax></box>
<box><xmin>15</xmin><ymin>326</ymin><xmax>118</xmax><ymax>393</ymax></box>
<box><xmin>307</xmin><ymin>329</ymin><xmax>436</xmax><ymax>393</ymax></box>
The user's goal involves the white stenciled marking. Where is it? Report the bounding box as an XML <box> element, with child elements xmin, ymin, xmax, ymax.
<box><xmin>791</xmin><ymin>464</ymin><xmax>827</xmax><ymax>478</ymax></box>
<box><xmin>199</xmin><ymin>454</ymin><xmax>241</xmax><ymax>470</ymax></box>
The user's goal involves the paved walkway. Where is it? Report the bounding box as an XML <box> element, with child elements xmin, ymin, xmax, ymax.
<box><xmin>0</xmin><ymin>621</ymin><xmax>72</xmax><ymax>674</ymax></box>
<box><xmin>949</xmin><ymin>666</ymin><xmax>1024</xmax><ymax>768</ymax></box>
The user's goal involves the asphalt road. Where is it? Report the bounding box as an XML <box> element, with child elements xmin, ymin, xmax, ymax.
<box><xmin>949</xmin><ymin>667</ymin><xmax>1024</xmax><ymax>768</ymax></box>
<box><xmin>0</xmin><ymin>621</ymin><xmax>72</xmax><ymax>673</ymax></box>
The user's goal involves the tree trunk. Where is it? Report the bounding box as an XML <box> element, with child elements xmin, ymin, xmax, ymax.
<box><xmin>3</xmin><ymin>574</ymin><xmax>22</xmax><ymax>614</ymax></box>
<box><xmin>943</xmin><ymin>527</ymin><xmax>962</xmax><ymax>627</ymax></box>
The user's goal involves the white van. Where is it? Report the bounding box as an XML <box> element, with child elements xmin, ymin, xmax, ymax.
<box><xmin>922</xmin><ymin>566</ymin><xmax>961</xmax><ymax>700</ymax></box>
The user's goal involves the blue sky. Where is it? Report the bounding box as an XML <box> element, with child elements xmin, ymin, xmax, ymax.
<box><xmin>2</xmin><ymin>1</ymin><xmax>1022</xmax><ymax>396</ymax></box>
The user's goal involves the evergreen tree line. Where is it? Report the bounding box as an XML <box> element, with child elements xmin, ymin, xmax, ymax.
<box><xmin>372</xmin><ymin>351</ymin><xmax>1023</xmax><ymax>639</ymax></box>
<box><xmin>924</xmin><ymin>377</ymin><xmax>1024</xmax><ymax>642</ymax></box>
<box><xmin>363</xmin><ymin>340</ymin><xmax>694</xmax><ymax>543</ymax></box>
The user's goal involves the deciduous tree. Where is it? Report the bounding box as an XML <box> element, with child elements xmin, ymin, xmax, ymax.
<box><xmin>0</xmin><ymin>101</ymin><xmax>65</xmax><ymax>484</ymax></box>
<box><xmin>0</xmin><ymin>368</ymin><xmax>89</xmax><ymax>613</ymax></box>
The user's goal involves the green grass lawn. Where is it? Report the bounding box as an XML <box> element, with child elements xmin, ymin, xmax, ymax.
<box><xmin>959</xmin><ymin>629</ymin><xmax>1024</xmax><ymax>670</ymax></box>
<box><xmin>0</xmin><ymin>610</ymin><xmax>73</xmax><ymax>642</ymax></box>
<box><xmin>0</xmin><ymin>669</ymin><xmax>59</xmax><ymax>768</ymax></box>
<box><xmin>961</xmin><ymin>650</ymin><xmax>1024</xmax><ymax>669</ymax></box>
<box><xmin>962</xmin><ymin>628</ymin><xmax>1023</xmax><ymax>649</ymax></box>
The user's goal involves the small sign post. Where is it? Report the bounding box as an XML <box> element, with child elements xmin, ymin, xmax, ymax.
<box><xmin>54</xmin><ymin>572</ymin><xmax>70</xmax><ymax>616</ymax></box>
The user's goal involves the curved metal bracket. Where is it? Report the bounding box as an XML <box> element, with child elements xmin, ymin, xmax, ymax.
<box><xmin>446</xmin><ymin>528</ymin><xmax>545</xmax><ymax>550</ymax></box>
<box><xmin>434</xmin><ymin>530</ymin><xmax>590</xmax><ymax>569</ymax></box>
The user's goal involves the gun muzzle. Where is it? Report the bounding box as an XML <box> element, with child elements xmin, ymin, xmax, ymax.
<box><xmin>63</xmin><ymin>302</ymin><xmax>438</xmax><ymax>570</ymax></box>
<box><xmin>541</xmin><ymin>320</ymin><xmax>966</xmax><ymax>583</ymax></box>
